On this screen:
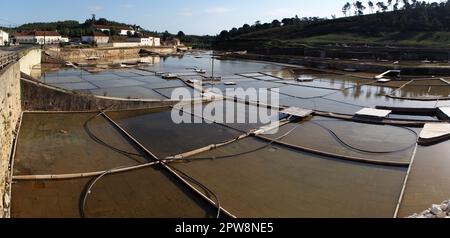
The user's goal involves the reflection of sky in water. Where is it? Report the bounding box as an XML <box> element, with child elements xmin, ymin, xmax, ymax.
<box><xmin>37</xmin><ymin>51</ymin><xmax>450</xmax><ymax>113</ymax></box>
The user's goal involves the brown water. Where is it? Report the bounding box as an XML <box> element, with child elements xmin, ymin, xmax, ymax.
<box><xmin>397</xmin><ymin>140</ymin><xmax>450</xmax><ymax>217</ymax></box>
<box><xmin>106</xmin><ymin>108</ymin><xmax>243</xmax><ymax>158</ymax></box>
<box><xmin>263</xmin><ymin>117</ymin><xmax>418</xmax><ymax>163</ymax></box>
<box><xmin>16</xmin><ymin>52</ymin><xmax>450</xmax><ymax>218</ymax></box>
<box><xmin>173</xmin><ymin>137</ymin><xmax>407</xmax><ymax>218</ymax></box>
<box><xmin>38</xmin><ymin>52</ymin><xmax>450</xmax><ymax>113</ymax></box>
<box><xmin>12</xmin><ymin>168</ymin><xmax>216</xmax><ymax>218</ymax></box>
<box><xmin>14</xmin><ymin>113</ymin><xmax>147</xmax><ymax>175</ymax></box>
<box><xmin>12</xmin><ymin>112</ymin><xmax>217</xmax><ymax>218</ymax></box>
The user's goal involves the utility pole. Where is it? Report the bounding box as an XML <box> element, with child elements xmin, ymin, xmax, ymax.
<box><xmin>211</xmin><ymin>51</ymin><xmax>215</xmax><ymax>80</ymax></box>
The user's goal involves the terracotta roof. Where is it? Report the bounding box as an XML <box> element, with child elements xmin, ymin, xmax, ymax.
<box><xmin>12</xmin><ymin>31</ymin><xmax>30</xmax><ymax>37</ymax></box>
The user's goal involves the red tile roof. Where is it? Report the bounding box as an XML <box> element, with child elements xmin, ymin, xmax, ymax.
<box><xmin>13</xmin><ymin>31</ymin><xmax>61</xmax><ymax>37</ymax></box>
<box><xmin>34</xmin><ymin>31</ymin><xmax>61</xmax><ymax>37</ymax></box>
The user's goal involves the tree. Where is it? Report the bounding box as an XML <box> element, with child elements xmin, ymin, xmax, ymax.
<box><xmin>127</xmin><ymin>31</ymin><xmax>133</xmax><ymax>37</ymax></box>
<box><xmin>387</xmin><ymin>0</ymin><xmax>393</xmax><ymax>7</ymax></box>
<box><xmin>271</xmin><ymin>20</ymin><xmax>281</xmax><ymax>27</ymax></box>
<box><xmin>229</xmin><ymin>27</ymin><xmax>238</xmax><ymax>36</ymax></box>
<box><xmin>162</xmin><ymin>30</ymin><xmax>171</xmax><ymax>41</ymax></box>
<box><xmin>238</xmin><ymin>24</ymin><xmax>251</xmax><ymax>34</ymax></box>
<box><xmin>218</xmin><ymin>30</ymin><xmax>230</xmax><ymax>40</ymax></box>
<box><xmin>431</xmin><ymin>18</ymin><xmax>443</xmax><ymax>31</ymax></box>
<box><xmin>177</xmin><ymin>31</ymin><xmax>186</xmax><ymax>41</ymax></box>
<box><xmin>376</xmin><ymin>2</ymin><xmax>388</xmax><ymax>12</ymax></box>
<box><xmin>110</xmin><ymin>29</ymin><xmax>118</xmax><ymax>36</ymax></box>
<box><xmin>342</xmin><ymin>2</ymin><xmax>352</xmax><ymax>16</ymax></box>
<box><xmin>368</xmin><ymin>1</ymin><xmax>374</xmax><ymax>13</ymax></box>
<box><xmin>353</xmin><ymin>1</ymin><xmax>366</xmax><ymax>16</ymax></box>
<box><xmin>294</xmin><ymin>15</ymin><xmax>301</xmax><ymax>24</ymax></box>
<box><xmin>402</xmin><ymin>0</ymin><xmax>411</xmax><ymax>10</ymax></box>
<box><xmin>177</xmin><ymin>31</ymin><xmax>185</xmax><ymax>38</ymax></box>
<box><xmin>393</xmin><ymin>0</ymin><xmax>400</xmax><ymax>11</ymax></box>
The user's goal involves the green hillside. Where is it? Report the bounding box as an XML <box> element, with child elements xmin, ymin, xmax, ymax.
<box><xmin>215</xmin><ymin>1</ymin><xmax>450</xmax><ymax>49</ymax></box>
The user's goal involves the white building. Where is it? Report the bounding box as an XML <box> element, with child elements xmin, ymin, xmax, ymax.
<box><xmin>0</xmin><ymin>30</ymin><xmax>9</xmax><ymax>46</ymax></box>
<box><xmin>153</xmin><ymin>37</ymin><xmax>161</xmax><ymax>47</ymax></box>
<box><xmin>60</xmin><ymin>37</ymin><xmax>69</xmax><ymax>43</ymax></box>
<box><xmin>14</xmin><ymin>31</ymin><xmax>62</xmax><ymax>45</ymax></box>
<box><xmin>127</xmin><ymin>36</ymin><xmax>161</xmax><ymax>46</ymax></box>
<box><xmin>93</xmin><ymin>25</ymin><xmax>136</xmax><ymax>36</ymax></box>
<box><xmin>82</xmin><ymin>32</ymin><xmax>110</xmax><ymax>44</ymax></box>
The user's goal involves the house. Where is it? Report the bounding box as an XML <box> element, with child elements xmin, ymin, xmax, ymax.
<box><xmin>127</xmin><ymin>36</ymin><xmax>161</xmax><ymax>46</ymax></box>
<box><xmin>92</xmin><ymin>24</ymin><xmax>136</xmax><ymax>36</ymax></box>
<box><xmin>60</xmin><ymin>37</ymin><xmax>70</xmax><ymax>43</ymax></box>
<box><xmin>154</xmin><ymin>37</ymin><xmax>161</xmax><ymax>47</ymax></box>
<box><xmin>82</xmin><ymin>32</ymin><xmax>110</xmax><ymax>44</ymax></box>
<box><xmin>13</xmin><ymin>31</ymin><xmax>62</xmax><ymax>45</ymax></box>
<box><xmin>0</xmin><ymin>30</ymin><xmax>9</xmax><ymax>46</ymax></box>
<box><xmin>164</xmin><ymin>38</ymin><xmax>181</xmax><ymax>46</ymax></box>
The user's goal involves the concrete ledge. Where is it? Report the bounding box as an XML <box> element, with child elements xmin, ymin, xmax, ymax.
<box><xmin>418</xmin><ymin>123</ymin><xmax>450</xmax><ymax>146</ymax></box>
<box><xmin>20</xmin><ymin>76</ymin><xmax>182</xmax><ymax>112</ymax></box>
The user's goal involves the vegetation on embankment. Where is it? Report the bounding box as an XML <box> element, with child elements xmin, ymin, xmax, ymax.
<box><xmin>214</xmin><ymin>1</ymin><xmax>450</xmax><ymax>50</ymax></box>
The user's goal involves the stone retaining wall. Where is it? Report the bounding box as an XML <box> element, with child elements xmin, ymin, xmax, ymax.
<box><xmin>21</xmin><ymin>75</ymin><xmax>181</xmax><ymax>111</ymax></box>
<box><xmin>49</xmin><ymin>46</ymin><xmax>176</xmax><ymax>62</ymax></box>
<box><xmin>0</xmin><ymin>62</ymin><xmax>21</xmax><ymax>217</ymax></box>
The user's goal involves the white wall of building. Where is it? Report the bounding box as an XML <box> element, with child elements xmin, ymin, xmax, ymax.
<box><xmin>15</xmin><ymin>36</ymin><xmax>36</xmax><ymax>44</ymax></box>
<box><xmin>35</xmin><ymin>36</ymin><xmax>61</xmax><ymax>45</ymax></box>
<box><xmin>82</xmin><ymin>36</ymin><xmax>109</xmax><ymax>44</ymax></box>
<box><xmin>112</xmin><ymin>42</ymin><xmax>141</xmax><ymax>48</ymax></box>
<box><xmin>119</xmin><ymin>29</ymin><xmax>136</xmax><ymax>36</ymax></box>
<box><xmin>153</xmin><ymin>37</ymin><xmax>161</xmax><ymax>47</ymax></box>
<box><xmin>0</xmin><ymin>30</ymin><xmax>9</xmax><ymax>46</ymax></box>
<box><xmin>15</xmin><ymin>35</ymin><xmax>63</xmax><ymax>45</ymax></box>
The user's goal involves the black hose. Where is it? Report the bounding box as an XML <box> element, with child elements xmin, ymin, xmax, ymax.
<box><xmin>79</xmin><ymin>163</ymin><xmax>157</xmax><ymax>218</ymax></box>
<box><xmin>81</xmin><ymin>112</ymin><xmax>225</xmax><ymax>219</ymax></box>
<box><xmin>84</xmin><ymin>113</ymin><xmax>145</xmax><ymax>161</ymax></box>
<box><xmin>188</xmin><ymin>123</ymin><xmax>300</xmax><ymax>161</ymax></box>
<box><xmin>166</xmin><ymin>165</ymin><xmax>223</xmax><ymax>218</ymax></box>
<box><xmin>310</xmin><ymin>121</ymin><xmax>418</xmax><ymax>154</ymax></box>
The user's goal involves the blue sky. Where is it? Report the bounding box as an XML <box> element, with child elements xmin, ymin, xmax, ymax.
<box><xmin>0</xmin><ymin>0</ymin><xmax>438</xmax><ymax>35</ymax></box>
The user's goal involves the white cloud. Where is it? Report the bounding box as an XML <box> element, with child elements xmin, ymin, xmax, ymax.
<box><xmin>179</xmin><ymin>8</ymin><xmax>193</xmax><ymax>17</ymax></box>
<box><xmin>205</xmin><ymin>7</ymin><xmax>232</xmax><ymax>14</ymax></box>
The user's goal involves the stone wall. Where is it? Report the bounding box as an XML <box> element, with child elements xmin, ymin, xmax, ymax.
<box><xmin>0</xmin><ymin>62</ymin><xmax>21</xmax><ymax>217</ymax></box>
<box><xmin>21</xmin><ymin>76</ymin><xmax>181</xmax><ymax>111</ymax></box>
<box><xmin>49</xmin><ymin>46</ymin><xmax>176</xmax><ymax>62</ymax></box>
<box><xmin>18</xmin><ymin>48</ymin><xmax>42</xmax><ymax>75</ymax></box>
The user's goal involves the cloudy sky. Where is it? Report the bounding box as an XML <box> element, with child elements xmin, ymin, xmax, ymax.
<box><xmin>0</xmin><ymin>0</ymin><xmax>439</xmax><ymax>35</ymax></box>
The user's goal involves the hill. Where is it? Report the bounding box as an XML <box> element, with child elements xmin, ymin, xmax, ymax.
<box><xmin>14</xmin><ymin>17</ymin><xmax>147</xmax><ymax>38</ymax></box>
<box><xmin>214</xmin><ymin>1</ymin><xmax>450</xmax><ymax>50</ymax></box>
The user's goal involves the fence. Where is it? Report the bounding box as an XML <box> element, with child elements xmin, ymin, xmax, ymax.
<box><xmin>0</xmin><ymin>52</ymin><xmax>18</xmax><ymax>69</ymax></box>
